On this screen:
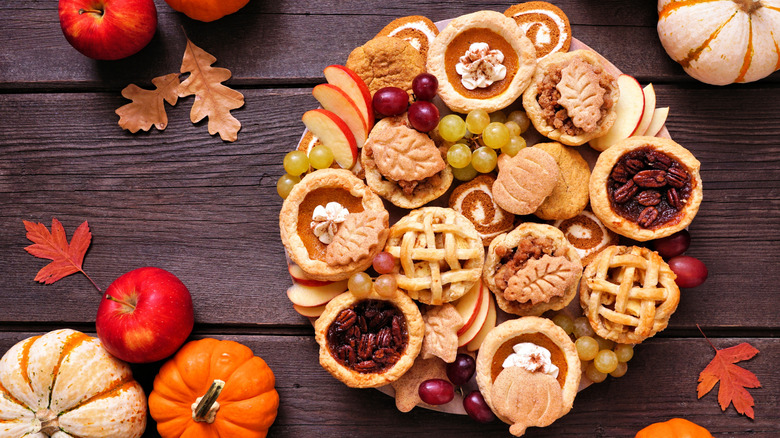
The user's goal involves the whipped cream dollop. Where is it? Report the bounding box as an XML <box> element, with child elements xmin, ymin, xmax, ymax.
<box><xmin>311</xmin><ymin>202</ymin><xmax>349</xmax><ymax>244</ymax></box>
<box><xmin>502</xmin><ymin>342</ymin><xmax>559</xmax><ymax>378</ymax></box>
<box><xmin>455</xmin><ymin>42</ymin><xmax>506</xmax><ymax>90</ymax></box>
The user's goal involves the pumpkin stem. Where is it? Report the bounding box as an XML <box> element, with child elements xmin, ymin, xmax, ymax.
<box><xmin>734</xmin><ymin>0</ymin><xmax>761</xmax><ymax>13</ymax></box>
<box><xmin>35</xmin><ymin>409</ymin><xmax>60</xmax><ymax>436</ymax></box>
<box><xmin>192</xmin><ymin>379</ymin><xmax>225</xmax><ymax>423</ymax></box>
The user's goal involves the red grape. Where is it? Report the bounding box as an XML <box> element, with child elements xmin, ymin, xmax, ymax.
<box><xmin>408</xmin><ymin>101</ymin><xmax>440</xmax><ymax>132</ymax></box>
<box><xmin>652</xmin><ymin>230</ymin><xmax>691</xmax><ymax>259</ymax></box>
<box><xmin>463</xmin><ymin>390</ymin><xmax>495</xmax><ymax>423</ymax></box>
<box><xmin>446</xmin><ymin>353</ymin><xmax>476</xmax><ymax>386</ymax></box>
<box><xmin>668</xmin><ymin>255</ymin><xmax>708</xmax><ymax>288</ymax></box>
<box><xmin>418</xmin><ymin>379</ymin><xmax>454</xmax><ymax>405</ymax></box>
<box><xmin>372</xmin><ymin>251</ymin><xmax>395</xmax><ymax>274</ymax></box>
<box><xmin>412</xmin><ymin>73</ymin><xmax>438</xmax><ymax>101</ymax></box>
<box><xmin>372</xmin><ymin>87</ymin><xmax>408</xmax><ymax>116</ymax></box>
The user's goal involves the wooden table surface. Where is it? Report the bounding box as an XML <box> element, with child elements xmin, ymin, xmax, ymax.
<box><xmin>1</xmin><ymin>0</ymin><xmax>779</xmax><ymax>436</ymax></box>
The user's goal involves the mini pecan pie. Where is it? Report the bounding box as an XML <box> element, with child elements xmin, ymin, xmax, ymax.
<box><xmin>314</xmin><ymin>289</ymin><xmax>424</xmax><ymax>388</ymax></box>
<box><xmin>427</xmin><ymin>10</ymin><xmax>537</xmax><ymax>113</ymax></box>
<box><xmin>484</xmin><ymin>223</ymin><xmax>582</xmax><ymax>316</ymax></box>
<box><xmin>279</xmin><ymin>169</ymin><xmax>389</xmax><ymax>281</ymax></box>
<box><xmin>589</xmin><ymin>136</ymin><xmax>703</xmax><ymax>241</ymax></box>
<box><xmin>522</xmin><ymin>50</ymin><xmax>619</xmax><ymax>146</ymax></box>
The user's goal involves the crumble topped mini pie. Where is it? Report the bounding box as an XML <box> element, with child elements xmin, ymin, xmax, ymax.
<box><xmin>427</xmin><ymin>10</ymin><xmax>537</xmax><ymax>113</ymax></box>
<box><xmin>484</xmin><ymin>223</ymin><xmax>581</xmax><ymax>316</ymax></box>
<box><xmin>279</xmin><ymin>169</ymin><xmax>389</xmax><ymax>281</ymax></box>
<box><xmin>589</xmin><ymin>136</ymin><xmax>703</xmax><ymax>241</ymax></box>
<box><xmin>523</xmin><ymin>50</ymin><xmax>619</xmax><ymax>146</ymax></box>
<box><xmin>315</xmin><ymin>289</ymin><xmax>424</xmax><ymax>388</ymax></box>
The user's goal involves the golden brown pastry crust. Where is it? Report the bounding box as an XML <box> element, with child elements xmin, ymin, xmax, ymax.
<box><xmin>532</xmin><ymin>142</ymin><xmax>590</xmax><ymax>220</ymax></box>
<box><xmin>346</xmin><ymin>36</ymin><xmax>426</xmax><ymax>100</ymax></box>
<box><xmin>314</xmin><ymin>289</ymin><xmax>424</xmax><ymax>388</ymax></box>
<box><xmin>589</xmin><ymin>136</ymin><xmax>703</xmax><ymax>241</ymax></box>
<box><xmin>492</xmin><ymin>146</ymin><xmax>560</xmax><ymax>216</ymax></box>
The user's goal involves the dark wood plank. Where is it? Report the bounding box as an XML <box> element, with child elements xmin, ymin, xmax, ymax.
<box><xmin>0</xmin><ymin>332</ymin><xmax>777</xmax><ymax>437</ymax></box>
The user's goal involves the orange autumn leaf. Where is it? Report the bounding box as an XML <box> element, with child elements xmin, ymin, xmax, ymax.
<box><xmin>23</xmin><ymin>219</ymin><xmax>92</xmax><ymax>285</ymax></box>
<box><xmin>116</xmin><ymin>73</ymin><xmax>181</xmax><ymax>133</ymax></box>
<box><xmin>697</xmin><ymin>331</ymin><xmax>761</xmax><ymax>419</ymax></box>
<box><xmin>179</xmin><ymin>37</ymin><xmax>244</xmax><ymax>142</ymax></box>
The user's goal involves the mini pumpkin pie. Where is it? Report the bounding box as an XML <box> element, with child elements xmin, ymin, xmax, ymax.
<box><xmin>484</xmin><ymin>223</ymin><xmax>582</xmax><ymax>316</ymax></box>
<box><xmin>314</xmin><ymin>289</ymin><xmax>424</xmax><ymax>388</ymax></box>
<box><xmin>385</xmin><ymin>207</ymin><xmax>484</xmax><ymax>305</ymax></box>
<box><xmin>580</xmin><ymin>245</ymin><xmax>680</xmax><ymax>344</ymax></box>
<box><xmin>279</xmin><ymin>169</ymin><xmax>389</xmax><ymax>281</ymax></box>
<box><xmin>361</xmin><ymin>115</ymin><xmax>453</xmax><ymax>209</ymax></box>
<box><xmin>589</xmin><ymin>136</ymin><xmax>703</xmax><ymax>241</ymax></box>
<box><xmin>476</xmin><ymin>317</ymin><xmax>580</xmax><ymax>436</ymax></box>
<box><xmin>427</xmin><ymin>10</ymin><xmax>537</xmax><ymax>113</ymax></box>
<box><xmin>523</xmin><ymin>50</ymin><xmax>620</xmax><ymax>146</ymax></box>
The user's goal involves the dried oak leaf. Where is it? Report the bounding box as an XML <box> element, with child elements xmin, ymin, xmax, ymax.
<box><xmin>421</xmin><ymin>303</ymin><xmax>464</xmax><ymax>363</ymax></box>
<box><xmin>504</xmin><ymin>255</ymin><xmax>579</xmax><ymax>305</ymax></box>
<box><xmin>556</xmin><ymin>57</ymin><xmax>605</xmax><ymax>132</ymax></box>
<box><xmin>697</xmin><ymin>333</ymin><xmax>761</xmax><ymax>419</ymax></box>
<box><xmin>179</xmin><ymin>37</ymin><xmax>244</xmax><ymax>142</ymax></box>
<box><xmin>23</xmin><ymin>219</ymin><xmax>91</xmax><ymax>285</ymax></box>
<box><xmin>116</xmin><ymin>73</ymin><xmax>181</xmax><ymax>133</ymax></box>
<box><xmin>325</xmin><ymin>210</ymin><xmax>389</xmax><ymax>266</ymax></box>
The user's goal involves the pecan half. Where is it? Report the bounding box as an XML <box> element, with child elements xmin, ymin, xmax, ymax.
<box><xmin>334</xmin><ymin>309</ymin><xmax>357</xmax><ymax>332</ymax></box>
<box><xmin>667</xmin><ymin>188</ymin><xmax>683</xmax><ymax>210</ymax></box>
<box><xmin>370</xmin><ymin>310</ymin><xmax>393</xmax><ymax>330</ymax></box>
<box><xmin>357</xmin><ymin>334</ymin><xmax>374</xmax><ymax>360</ymax></box>
<box><xmin>633</xmin><ymin>170</ymin><xmax>667</xmax><ymax>188</ymax></box>
<box><xmin>357</xmin><ymin>315</ymin><xmax>368</xmax><ymax>333</ymax></box>
<box><xmin>611</xmin><ymin>164</ymin><xmax>630</xmax><ymax>183</ymax></box>
<box><xmin>637</xmin><ymin>206</ymin><xmax>659</xmax><ymax>228</ymax></box>
<box><xmin>613</xmin><ymin>180</ymin><xmax>638</xmax><ymax>203</ymax></box>
<box><xmin>625</xmin><ymin>158</ymin><xmax>645</xmax><ymax>174</ymax></box>
<box><xmin>353</xmin><ymin>360</ymin><xmax>379</xmax><ymax>373</ymax></box>
<box><xmin>377</xmin><ymin>327</ymin><xmax>392</xmax><ymax>348</ymax></box>
<box><xmin>646</xmin><ymin>151</ymin><xmax>672</xmax><ymax>170</ymax></box>
<box><xmin>666</xmin><ymin>166</ymin><xmax>689</xmax><ymax>188</ymax></box>
<box><xmin>373</xmin><ymin>348</ymin><xmax>400</xmax><ymax>365</ymax></box>
<box><xmin>636</xmin><ymin>190</ymin><xmax>661</xmax><ymax>206</ymax></box>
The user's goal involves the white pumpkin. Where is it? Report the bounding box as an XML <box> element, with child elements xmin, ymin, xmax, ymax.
<box><xmin>657</xmin><ymin>0</ymin><xmax>780</xmax><ymax>85</ymax></box>
<box><xmin>0</xmin><ymin>329</ymin><xmax>146</xmax><ymax>438</ymax></box>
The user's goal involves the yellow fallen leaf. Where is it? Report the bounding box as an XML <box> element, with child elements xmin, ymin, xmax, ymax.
<box><xmin>116</xmin><ymin>73</ymin><xmax>181</xmax><ymax>133</ymax></box>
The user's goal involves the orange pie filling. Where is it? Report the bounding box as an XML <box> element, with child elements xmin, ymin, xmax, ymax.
<box><xmin>490</xmin><ymin>333</ymin><xmax>568</xmax><ymax>388</ymax></box>
<box><xmin>296</xmin><ymin>187</ymin><xmax>364</xmax><ymax>261</ymax></box>
<box><xmin>445</xmin><ymin>28</ymin><xmax>519</xmax><ymax>99</ymax></box>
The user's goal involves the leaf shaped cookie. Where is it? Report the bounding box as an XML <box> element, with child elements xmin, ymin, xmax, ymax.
<box><xmin>493</xmin><ymin>147</ymin><xmax>559</xmax><ymax>215</ymax></box>
<box><xmin>556</xmin><ymin>57</ymin><xmax>605</xmax><ymax>132</ymax></box>
<box><xmin>325</xmin><ymin>210</ymin><xmax>389</xmax><ymax>266</ymax></box>
<box><xmin>504</xmin><ymin>255</ymin><xmax>580</xmax><ymax>305</ymax></box>
<box><xmin>491</xmin><ymin>367</ymin><xmax>564</xmax><ymax>437</ymax></box>
<box><xmin>366</xmin><ymin>119</ymin><xmax>446</xmax><ymax>182</ymax></box>
<box><xmin>421</xmin><ymin>303</ymin><xmax>464</xmax><ymax>363</ymax></box>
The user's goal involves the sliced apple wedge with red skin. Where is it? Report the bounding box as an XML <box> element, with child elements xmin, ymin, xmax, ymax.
<box><xmin>287</xmin><ymin>280</ymin><xmax>349</xmax><ymax>308</ymax></box>
<box><xmin>466</xmin><ymin>294</ymin><xmax>496</xmax><ymax>352</ymax></box>
<box><xmin>323</xmin><ymin>65</ymin><xmax>374</xmax><ymax>129</ymax></box>
<box><xmin>302</xmin><ymin>109</ymin><xmax>358</xmax><ymax>169</ymax></box>
<box><xmin>644</xmin><ymin>107</ymin><xmax>670</xmax><ymax>137</ymax></box>
<box><xmin>457</xmin><ymin>285</ymin><xmax>491</xmax><ymax>347</ymax></box>
<box><xmin>589</xmin><ymin>74</ymin><xmax>645</xmax><ymax>151</ymax></box>
<box><xmin>293</xmin><ymin>303</ymin><xmax>328</xmax><ymax>318</ymax></box>
<box><xmin>633</xmin><ymin>84</ymin><xmax>656</xmax><ymax>137</ymax></box>
<box><xmin>313</xmin><ymin>84</ymin><xmax>368</xmax><ymax>149</ymax></box>
<box><xmin>288</xmin><ymin>264</ymin><xmax>333</xmax><ymax>287</ymax></box>
<box><xmin>455</xmin><ymin>280</ymin><xmax>485</xmax><ymax>336</ymax></box>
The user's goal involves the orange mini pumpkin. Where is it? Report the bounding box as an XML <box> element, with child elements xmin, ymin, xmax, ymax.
<box><xmin>149</xmin><ymin>338</ymin><xmax>279</xmax><ymax>438</ymax></box>
<box><xmin>164</xmin><ymin>0</ymin><xmax>250</xmax><ymax>22</ymax></box>
<box><xmin>635</xmin><ymin>418</ymin><xmax>714</xmax><ymax>438</ymax></box>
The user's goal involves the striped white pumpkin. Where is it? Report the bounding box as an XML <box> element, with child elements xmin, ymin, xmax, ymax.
<box><xmin>657</xmin><ymin>0</ymin><xmax>780</xmax><ymax>85</ymax></box>
<box><xmin>0</xmin><ymin>329</ymin><xmax>146</xmax><ymax>438</ymax></box>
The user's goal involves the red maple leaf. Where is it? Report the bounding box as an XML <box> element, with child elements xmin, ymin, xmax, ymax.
<box><xmin>23</xmin><ymin>218</ymin><xmax>92</xmax><ymax>285</ymax></box>
<box><xmin>697</xmin><ymin>327</ymin><xmax>761</xmax><ymax>419</ymax></box>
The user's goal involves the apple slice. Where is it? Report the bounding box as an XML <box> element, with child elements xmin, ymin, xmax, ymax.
<box><xmin>455</xmin><ymin>280</ymin><xmax>485</xmax><ymax>336</ymax></box>
<box><xmin>323</xmin><ymin>65</ymin><xmax>374</xmax><ymax>129</ymax></box>
<box><xmin>312</xmin><ymin>84</ymin><xmax>368</xmax><ymax>149</ymax></box>
<box><xmin>632</xmin><ymin>83</ymin><xmax>656</xmax><ymax>136</ymax></box>
<box><xmin>643</xmin><ymin>107</ymin><xmax>670</xmax><ymax>137</ymax></box>
<box><xmin>288</xmin><ymin>264</ymin><xmax>332</xmax><ymax>287</ymax></box>
<box><xmin>302</xmin><ymin>109</ymin><xmax>357</xmax><ymax>169</ymax></box>
<box><xmin>293</xmin><ymin>303</ymin><xmax>328</xmax><ymax>318</ymax></box>
<box><xmin>286</xmin><ymin>280</ymin><xmax>348</xmax><ymax>308</ymax></box>
<box><xmin>589</xmin><ymin>74</ymin><xmax>645</xmax><ymax>151</ymax></box>
<box><xmin>458</xmin><ymin>288</ymin><xmax>492</xmax><ymax>347</ymax></box>
<box><xmin>466</xmin><ymin>294</ymin><xmax>497</xmax><ymax>352</ymax></box>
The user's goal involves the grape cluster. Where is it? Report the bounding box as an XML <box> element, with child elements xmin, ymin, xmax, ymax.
<box><xmin>278</xmin><ymin>144</ymin><xmax>336</xmax><ymax>199</ymax></box>
<box><xmin>552</xmin><ymin>313</ymin><xmax>634</xmax><ymax>383</ymax></box>
<box><xmin>414</xmin><ymin>354</ymin><xmax>495</xmax><ymax>423</ymax></box>
<box><xmin>439</xmin><ymin>109</ymin><xmax>531</xmax><ymax>182</ymax></box>
<box><xmin>346</xmin><ymin>252</ymin><xmax>398</xmax><ymax>299</ymax></box>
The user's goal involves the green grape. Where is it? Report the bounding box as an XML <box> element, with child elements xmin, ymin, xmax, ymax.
<box><xmin>283</xmin><ymin>150</ymin><xmax>309</xmax><ymax>176</ymax></box>
<box><xmin>501</xmin><ymin>135</ymin><xmax>526</xmax><ymax>157</ymax></box>
<box><xmin>595</xmin><ymin>336</ymin><xmax>615</xmax><ymax>351</ymax></box>
<box><xmin>348</xmin><ymin>272</ymin><xmax>373</xmax><ymax>298</ymax></box>
<box><xmin>572</xmin><ymin>317</ymin><xmax>595</xmax><ymax>339</ymax></box>
<box><xmin>452</xmin><ymin>163</ymin><xmax>478</xmax><ymax>182</ymax></box>
<box><xmin>489</xmin><ymin>110</ymin><xmax>507</xmax><ymax>123</ymax></box>
<box><xmin>575</xmin><ymin>336</ymin><xmax>599</xmax><ymax>361</ymax></box>
<box><xmin>465</xmin><ymin>109</ymin><xmax>490</xmax><ymax>134</ymax></box>
<box><xmin>438</xmin><ymin>114</ymin><xmax>467</xmax><ymax>142</ymax></box>
<box><xmin>585</xmin><ymin>362</ymin><xmax>607</xmax><ymax>383</ymax></box>
<box><xmin>610</xmin><ymin>362</ymin><xmax>628</xmax><ymax>378</ymax></box>
<box><xmin>309</xmin><ymin>144</ymin><xmax>334</xmax><ymax>169</ymax></box>
<box><xmin>614</xmin><ymin>344</ymin><xmax>635</xmax><ymax>363</ymax></box>
<box><xmin>552</xmin><ymin>313</ymin><xmax>574</xmax><ymax>335</ymax></box>
<box><xmin>482</xmin><ymin>122</ymin><xmax>511</xmax><ymax>149</ymax></box>
<box><xmin>447</xmin><ymin>143</ymin><xmax>472</xmax><ymax>169</ymax></box>
<box><xmin>276</xmin><ymin>174</ymin><xmax>300</xmax><ymax>199</ymax></box>
<box><xmin>507</xmin><ymin>110</ymin><xmax>531</xmax><ymax>133</ymax></box>
<box><xmin>504</xmin><ymin>121</ymin><xmax>521</xmax><ymax>137</ymax></box>
<box><xmin>594</xmin><ymin>349</ymin><xmax>619</xmax><ymax>374</ymax></box>
<box><xmin>471</xmin><ymin>147</ymin><xmax>497</xmax><ymax>173</ymax></box>
<box><xmin>374</xmin><ymin>274</ymin><xmax>397</xmax><ymax>297</ymax></box>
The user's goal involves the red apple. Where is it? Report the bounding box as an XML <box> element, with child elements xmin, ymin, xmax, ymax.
<box><xmin>96</xmin><ymin>267</ymin><xmax>194</xmax><ymax>363</ymax></box>
<box><xmin>302</xmin><ymin>109</ymin><xmax>358</xmax><ymax>169</ymax></box>
<box><xmin>58</xmin><ymin>0</ymin><xmax>157</xmax><ymax>61</ymax></box>
<box><xmin>323</xmin><ymin>65</ymin><xmax>374</xmax><ymax>128</ymax></box>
